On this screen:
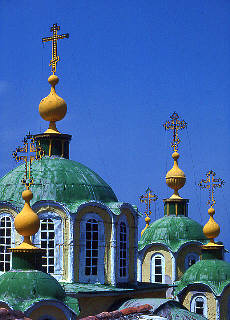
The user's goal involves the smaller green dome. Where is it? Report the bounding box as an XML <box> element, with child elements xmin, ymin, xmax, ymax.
<box><xmin>138</xmin><ymin>215</ymin><xmax>208</xmax><ymax>252</ymax></box>
<box><xmin>0</xmin><ymin>270</ymin><xmax>79</xmax><ymax>314</ymax></box>
<box><xmin>175</xmin><ymin>259</ymin><xmax>230</xmax><ymax>296</ymax></box>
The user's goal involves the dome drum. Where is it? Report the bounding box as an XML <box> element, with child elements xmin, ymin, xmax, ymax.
<box><xmin>163</xmin><ymin>198</ymin><xmax>189</xmax><ymax>217</ymax></box>
<box><xmin>34</xmin><ymin>133</ymin><xmax>72</xmax><ymax>159</ymax></box>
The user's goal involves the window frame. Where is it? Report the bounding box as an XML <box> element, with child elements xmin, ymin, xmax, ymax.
<box><xmin>117</xmin><ymin>215</ymin><xmax>129</xmax><ymax>282</ymax></box>
<box><xmin>150</xmin><ymin>253</ymin><xmax>165</xmax><ymax>284</ymax></box>
<box><xmin>191</xmin><ymin>294</ymin><xmax>207</xmax><ymax>317</ymax></box>
<box><xmin>0</xmin><ymin>213</ymin><xmax>14</xmax><ymax>273</ymax></box>
<box><xmin>33</xmin><ymin>212</ymin><xmax>63</xmax><ymax>280</ymax></box>
<box><xmin>79</xmin><ymin>213</ymin><xmax>105</xmax><ymax>284</ymax></box>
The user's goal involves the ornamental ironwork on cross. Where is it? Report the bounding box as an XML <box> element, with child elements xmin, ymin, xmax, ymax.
<box><xmin>163</xmin><ymin>112</ymin><xmax>187</xmax><ymax>152</ymax></box>
<box><xmin>198</xmin><ymin>170</ymin><xmax>224</xmax><ymax>208</ymax></box>
<box><xmin>139</xmin><ymin>187</ymin><xmax>158</xmax><ymax>218</ymax></box>
<box><xmin>12</xmin><ymin>134</ymin><xmax>44</xmax><ymax>189</ymax></box>
<box><xmin>42</xmin><ymin>23</ymin><xmax>69</xmax><ymax>74</ymax></box>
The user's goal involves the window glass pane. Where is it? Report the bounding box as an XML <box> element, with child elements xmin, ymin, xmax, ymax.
<box><xmin>40</xmin><ymin>219</ymin><xmax>56</xmax><ymax>274</ymax></box>
<box><xmin>119</xmin><ymin>222</ymin><xmax>127</xmax><ymax>278</ymax></box>
<box><xmin>0</xmin><ymin>217</ymin><xmax>12</xmax><ymax>272</ymax></box>
<box><xmin>85</xmin><ymin>219</ymin><xmax>98</xmax><ymax>276</ymax></box>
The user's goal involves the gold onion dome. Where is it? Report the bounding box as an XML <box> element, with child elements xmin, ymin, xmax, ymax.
<box><xmin>203</xmin><ymin>207</ymin><xmax>220</xmax><ymax>245</ymax></box>
<box><xmin>14</xmin><ymin>189</ymin><xmax>40</xmax><ymax>250</ymax></box>
<box><xmin>166</xmin><ymin>151</ymin><xmax>186</xmax><ymax>199</ymax></box>
<box><xmin>39</xmin><ymin>75</ymin><xmax>67</xmax><ymax>134</ymax></box>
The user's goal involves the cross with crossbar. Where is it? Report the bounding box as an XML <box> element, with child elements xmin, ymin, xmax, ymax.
<box><xmin>12</xmin><ymin>134</ymin><xmax>44</xmax><ymax>189</ymax></box>
<box><xmin>198</xmin><ymin>170</ymin><xmax>224</xmax><ymax>208</ymax></box>
<box><xmin>163</xmin><ymin>112</ymin><xmax>187</xmax><ymax>152</ymax></box>
<box><xmin>42</xmin><ymin>23</ymin><xmax>69</xmax><ymax>74</ymax></box>
<box><xmin>140</xmin><ymin>187</ymin><xmax>158</xmax><ymax>217</ymax></box>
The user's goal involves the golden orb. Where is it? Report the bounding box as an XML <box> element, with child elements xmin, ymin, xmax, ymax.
<box><xmin>203</xmin><ymin>215</ymin><xmax>220</xmax><ymax>241</ymax></box>
<box><xmin>166</xmin><ymin>152</ymin><xmax>186</xmax><ymax>199</ymax></box>
<box><xmin>39</xmin><ymin>75</ymin><xmax>67</xmax><ymax>133</ymax></box>
<box><xmin>14</xmin><ymin>190</ymin><xmax>40</xmax><ymax>237</ymax></box>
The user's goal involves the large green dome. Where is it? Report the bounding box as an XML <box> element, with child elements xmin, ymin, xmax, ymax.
<box><xmin>138</xmin><ymin>215</ymin><xmax>208</xmax><ymax>252</ymax></box>
<box><xmin>0</xmin><ymin>157</ymin><xmax>118</xmax><ymax>208</ymax></box>
<box><xmin>175</xmin><ymin>259</ymin><xmax>230</xmax><ymax>296</ymax></box>
<box><xmin>0</xmin><ymin>270</ymin><xmax>79</xmax><ymax>314</ymax></box>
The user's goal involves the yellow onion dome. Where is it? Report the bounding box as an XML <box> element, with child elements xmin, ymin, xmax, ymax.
<box><xmin>39</xmin><ymin>75</ymin><xmax>67</xmax><ymax>134</ymax></box>
<box><xmin>14</xmin><ymin>189</ymin><xmax>40</xmax><ymax>250</ymax></box>
<box><xmin>203</xmin><ymin>207</ymin><xmax>220</xmax><ymax>245</ymax></box>
<box><xmin>166</xmin><ymin>152</ymin><xmax>186</xmax><ymax>199</ymax></box>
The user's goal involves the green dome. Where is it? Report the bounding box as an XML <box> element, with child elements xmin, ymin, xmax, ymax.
<box><xmin>138</xmin><ymin>215</ymin><xmax>208</xmax><ymax>252</ymax></box>
<box><xmin>175</xmin><ymin>259</ymin><xmax>230</xmax><ymax>296</ymax></box>
<box><xmin>0</xmin><ymin>270</ymin><xmax>79</xmax><ymax>314</ymax></box>
<box><xmin>0</xmin><ymin>157</ymin><xmax>118</xmax><ymax>208</ymax></box>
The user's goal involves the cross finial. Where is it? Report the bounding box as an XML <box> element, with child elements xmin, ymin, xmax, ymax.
<box><xmin>42</xmin><ymin>23</ymin><xmax>69</xmax><ymax>75</ymax></box>
<box><xmin>12</xmin><ymin>134</ymin><xmax>44</xmax><ymax>189</ymax></box>
<box><xmin>163</xmin><ymin>112</ymin><xmax>187</xmax><ymax>152</ymax></box>
<box><xmin>140</xmin><ymin>187</ymin><xmax>158</xmax><ymax>236</ymax></box>
<box><xmin>198</xmin><ymin>170</ymin><xmax>224</xmax><ymax>208</ymax></box>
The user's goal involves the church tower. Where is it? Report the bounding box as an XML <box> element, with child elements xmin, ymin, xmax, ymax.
<box><xmin>138</xmin><ymin>112</ymin><xmax>208</xmax><ymax>296</ymax></box>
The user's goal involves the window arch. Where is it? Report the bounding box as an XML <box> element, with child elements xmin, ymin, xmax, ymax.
<box><xmin>79</xmin><ymin>213</ymin><xmax>105</xmax><ymax>284</ymax></box>
<box><xmin>191</xmin><ymin>295</ymin><xmax>207</xmax><ymax>317</ymax></box>
<box><xmin>185</xmin><ymin>253</ymin><xmax>199</xmax><ymax>270</ymax></box>
<box><xmin>117</xmin><ymin>215</ymin><xmax>129</xmax><ymax>282</ymax></box>
<box><xmin>0</xmin><ymin>214</ymin><xmax>14</xmax><ymax>272</ymax></box>
<box><xmin>34</xmin><ymin>212</ymin><xmax>63</xmax><ymax>280</ymax></box>
<box><xmin>151</xmin><ymin>253</ymin><xmax>165</xmax><ymax>283</ymax></box>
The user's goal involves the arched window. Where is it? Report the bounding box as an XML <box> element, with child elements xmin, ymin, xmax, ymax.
<box><xmin>191</xmin><ymin>295</ymin><xmax>207</xmax><ymax>317</ymax></box>
<box><xmin>34</xmin><ymin>212</ymin><xmax>63</xmax><ymax>280</ymax></box>
<box><xmin>151</xmin><ymin>253</ymin><xmax>165</xmax><ymax>283</ymax></box>
<box><xmin>0</xmin><ymin>215</ymin><xmax>13</xmax><ymax>272</ymax></box>
<box><xmin>79</xmin><ymin>213</ymin><xmax>105</xmax><ymax>284</ymax></box>
<box><xmin>117</xmin><ymin>216</ymin><xmax>129</xmax><ymax>282</ymax></box>
<box><xmin>185</xmin><ymin>253</ymin><xmax>199</xmax><ymax>270</ymax></box>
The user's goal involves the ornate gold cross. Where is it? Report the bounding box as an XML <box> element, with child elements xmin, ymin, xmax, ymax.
<box><xmin>42</xmin><ymin>23</ymin><xmax>69</xmax><ymax>74</ymax></box>
<box><xmin>140</xmin><ymin>187</ymin><xmax>158</xmax><ymax>217</ymax></box>
<box><xmin>12</xmin><ymin>134</ymin><xmax>44</xmax><ymax>189</ymax></box>
<box><xmin>163</xmin><ymin>112</ymin><xmax>187</xmax><ymax>152</ymax></box>
<box><xmin>198</xmin><ymin>170</ymin><xmax>224</xmax><ymax>207</ymax></box>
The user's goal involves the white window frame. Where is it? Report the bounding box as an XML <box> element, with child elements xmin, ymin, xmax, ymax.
<box><xmin>79</xmin><ymin>213</ymin><xmax>105</xmax><ymax>284</ymax></box>
<box><xmin>150</xmin><ymin>253</ymin><xmax>165</xmax><ymax>284</ymax></box>
<box><xmin>185</xmin><ymin>253</ymin><xmax>199</xmax><ymax>270</ymax></box>
<box><xmin>0</xmin><ymin>213</ymin><xmax>14</xmax><ymax>273</ymax></box>
<box><xmin>117</xmin><ymin>215</ymin><xmax>129</xmax><ymax>282</ymax></box>
<box><xmin>191</xmin><ymin>294</ymin><xmax>207</xmax><ymax>317</ymax></box>
<box><xmin>34</xmin><ymin>212</ymin><xmax>63</xmax><ymax>280</ymax></box>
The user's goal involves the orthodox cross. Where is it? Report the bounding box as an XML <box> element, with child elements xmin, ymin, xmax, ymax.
<box><xmin>12</xmin><ymin>134</ymin><xmax>44</xmax><ymax>189</ymax></box>
<box><xmin>163</xmin><ymin>112</ymin><xmax>187</xmax><ymax>152</ymax></box>
<box><xmin>140</xmin><ymin>187</ymin><xmax>158</xmax><ymax>218</ymax></box>
<box><xmin>198</xmin><ymin>170</ymin><xmax>224</xmax><ymax>208</ymax></box>
<box><xmin>42</xmin><ymin>23</ymin><xmax>69</xmax><ymax>74</ymax></box>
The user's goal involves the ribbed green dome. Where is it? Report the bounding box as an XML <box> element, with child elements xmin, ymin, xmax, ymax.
<box><xmin>175</xmin><ymin>259</ymin><xmax>230</xmax><ymax>296</ymax></box>
<box><xmin>138</xmin><ymin>215</ymin><xmax>208</xmax><ymax>252</ymax></box>
<box><xmin>0</xmin><ymin>270</ymin><xmax>79</xmax><ymax>314</ymax></box>
<box><xmin>0</xmin><ymin>157</ymin><xmax>118</xmax><ymax>208</ymax></box>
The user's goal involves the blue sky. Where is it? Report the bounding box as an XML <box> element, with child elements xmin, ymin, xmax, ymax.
<box><xmin>1</xmin><ymin>1</ymin><xmax>230</xmax><ymax>255</ymax></box>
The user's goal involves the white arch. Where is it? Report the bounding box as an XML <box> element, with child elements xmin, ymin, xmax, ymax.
<box><xmin>190</xmin><ymin>294</ymin><xmax>207</xmax><ymax>317</ymax></box>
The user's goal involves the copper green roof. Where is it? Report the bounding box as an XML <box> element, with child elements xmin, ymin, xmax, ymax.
<box><xmin>0</xmin><ymin>157</ymin><xmax>118</xmax><ymax>210</ymax></box>
<box><xmin>175</xmin><ymin>259</ymin><xmax>230</xmax><ymax>296</ymax></box>
<box><xmin>0</xmin><ymin>270</ymin><xmax>79</xmax><ymax>315</ymax></box>
<box><xmin>138</xmin><ymin>215</ymin><xmax>208</xmax><ymax>252</ymax></box>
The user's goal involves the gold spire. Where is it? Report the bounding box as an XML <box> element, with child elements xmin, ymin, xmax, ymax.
<box><xmin>199</xmin><ymin>170</ymin><xmax>224</xmax><ymax>247</ymax></box>
<box><xmin>39</xmin><ymin>24</ymin><xmax>69</xmax><ymax>134</ymax></box>
<box><xmin>11</xmin><ymin>135</ymin><xmax>45</xmax><ymax>251</ymax></box>
<box><xmin>140</xmin><ymin>187</ymin><xmax>158</xmax><ymax>236</ymax></box>
<box><xmin>163</xmin><ymin>112</ymin><xmax>187</xmax><ymax>199</ymax></box>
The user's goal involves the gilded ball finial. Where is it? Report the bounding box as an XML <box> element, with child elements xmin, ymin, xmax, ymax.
<box><xmin>166</xmin><ymin>151</ymin><xmax>186</xmax><ymax>199</ymax></box>
<box><xmin>198</xmin><ymin>170</ymin><xmax>224</xmax><ymax>247</ymax></box>
<box><xmin>39</xmin><ymin>75</ymin><xmax>67</xmax><ymax>134</ymax></box>
<box><xmin>13</xmin><ymin>189</ymin><xmax>40</xmax><ymax>250</ymax></box>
